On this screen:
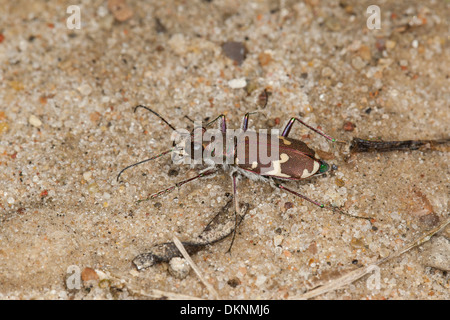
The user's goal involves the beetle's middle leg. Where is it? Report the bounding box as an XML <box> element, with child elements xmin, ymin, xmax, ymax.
<box><xmin>226</xmin><ymin>172</ymin><xmax>241</xmax><ymax>253</ymax></box>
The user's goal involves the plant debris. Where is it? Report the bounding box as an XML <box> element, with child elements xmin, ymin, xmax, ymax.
<box><xmin>133</xmin><ymin>197</ymin><xmax>250</xmax><ymax>270</ymax></box>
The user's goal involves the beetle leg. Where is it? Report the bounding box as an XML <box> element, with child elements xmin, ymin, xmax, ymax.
<box><xmin>205</xmin><ymin>114</ymin><xmax>227</xmax><ymax>133</ymax></box>
<box><xmin>241</xmin><ymin>112</ymin><xmax>257</xmax><ymax>132</ymax></box>
<box><xmin>274</xmin><ymin>181</ymin><xmax>372</xmax><ymax>222</ymax></box>
<box><xmin>274</xmin><ymin>182</ymin><xmax>325</xmax><ymax>207</ymax></box>
<box><xmin>226</xmin><ymin>172</ymin><xmax>241</xmax><ymax>253</ymax></box>
<box><xmin>241</xmin><ymin>111</ymin><xmax>267</xmax><ymax>132</ymax></box>
<box><xmin>281</xmin><ymin>117</ymin><xmax>335</xmax><ymax>142</ymax></box>
<box><xmin>137</xmin><ymin>168</ymin><xmax>218</xmax><ymax>203</ymax></box>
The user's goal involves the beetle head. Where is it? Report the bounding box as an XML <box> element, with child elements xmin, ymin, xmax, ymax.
<box><xmin>171</xmin><ymin>127</ymin><xmax>206</xmax><ymax>164</ymax></box>
<box><xmin>318</xmin><ymin>161</ymin><xmax>337</xmax><ymax>174</ymax></box>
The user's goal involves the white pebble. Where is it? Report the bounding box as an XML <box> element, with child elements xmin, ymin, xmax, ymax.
<box><xmin>7</xmin><ymin>197</ymin><xmax>15</xmax><ymax>204</ymax></box>
<box><xmin>29</xmin><ymin>115</ymin><xmax>42</xmax><ymax>127</ymax></box>
<box><xmin>83</xmin><ymin>171</ymin><xmax>92</xmax><ymax>181</ymax></box>
<box><xmin>78</xmin><ymin>84</ymin><xmax>92</xmax><ymax>96</ymax></box>
<box><xmin>168</xmin><ymin>257</ymin><xmax>190</xmax><ymax>279</ymax></box>
<box><xmin>274</xmin><ymin>235</ymin><xmax>284</xmax><ymax>247</ymax></box>
<box><xmin>228</xmin><ymin>78</ymin><xmax>247</xmax><ymax>89</ymax></box>
<box><xmin>255</xmin><ymin>274</ymin><xmax>267</xmax><ymax>287</ymax></box>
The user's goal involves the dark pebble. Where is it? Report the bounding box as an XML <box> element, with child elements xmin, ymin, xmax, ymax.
<box><xmin>222</xmin><ymin>41</ymin><xmax>247</xmax><ymax>65</ymax></box>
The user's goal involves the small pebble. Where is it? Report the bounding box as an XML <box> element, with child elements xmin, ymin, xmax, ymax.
<box><xmin>228</xmin><ymin>78</ymin><xmax>247</xmax><ymax>89</ymax></box>
<box><xmin>83</xmin><ymin>171</ymin><xmax>92</xmax><ymax>181</ymax></box>
<box><xmin>321</xmin><ymin>66</ymin><xmax>334</xmax><ymax>77</ymax></box>
<box><xmin>274</xmin><ymin>235</ymin><xmax>284</xmax><ymax>247</ymax></box>
<box><xmin>358</xmin><ymin>45</ymin><xmax>372</xmax><ymax>61</ymax></box>
<box><xmin>108</xmin><ymin>0</ymin><xmax>133</xmax><ymax>22</ymax></box>
<box><xmin>423</xmin><ymin>237</ymin><xmax>450</xmax><ymax>271</ymax></box>
<box><xmin>168</xmin><ymin>257</ymin><xmax>190</xmax><ymax>279</ymax></box>
<box><xmin>335</xmin><ymin>178</ymin><xmax>345</xmax><ymax>187</ymax></box>
<box><xmin>81</xmin><ymin>267</ymin><xmax>99</xmax><ymax>281</ymax></box>
<box><xmin>78</xmin><ymin>84</ymin><xmax>92</xmax><ymax>96</ymax></box>
<box><xmin>343</xmin><ymin>121</ymin><xmax>356</xmax><ymax>132</ymax></box>
<box><xmin>419</xmin><ymin>213</ymin><xmax>440</xmax><ymax>228</ymax></box>
<box><xmin>385</xmin><ymin>40</ymin><xmax>396</xmax><ymax>50</ymax></box>
<box><xmin>351</xmin><ymin>56</ymin><xmax>366</xmax><ymax>70</ymax></box>
<box><xmin>258</xmin><ymin>52</ymin><xmax>272</xmax><ymax>66</ymax></box>
<box><xmin>168</xmin><ymin>34</ymin><xmax>187</xmax><ymax>55</ymax></box>
<box><xmin>350</xmin><ymin>237</ymin><xmax>365</xmax><ymax>249</ymax></box>
<box><xmin>284</xmin><ymin>202</ymin><xmax>294</xmax><ymax>211</ymax></box>
<box><xmin>379</xmin><ymin>247</ymin><xmax>390</xmax><ymax>258</ymax></box>
<box><xmin>255</xmin><ymin>274</ymin><xmax>267</xmax><ymax>287</ymax></box>
<box><xmin>88</xmin><ymin>182</ymin><xmax>99</xmax><ymax>194</ymax></box>
<box><xmin>222</xmin><ymin>41</ymin><xmax>246</xmax><ymax>65</ymax></box>
<box><xmin>227</xmin><ymin>277</ymin><xmax>241</xmax><ymax>288</ymax></box>
<box><xmin>0</xmin><ymin>122</ymin><xmax>10</xmax><ymax>134</ymax></box>
<box><xmin>29</xmin><ymin>115</ymin><xmax>42</xmax><ymax>127</ymax></box>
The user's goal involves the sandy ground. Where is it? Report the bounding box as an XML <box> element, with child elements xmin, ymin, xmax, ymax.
<box><xmin>0</xmin><ymin>0</ymin><xmax>449</xmax><ymax>300</ymax></box>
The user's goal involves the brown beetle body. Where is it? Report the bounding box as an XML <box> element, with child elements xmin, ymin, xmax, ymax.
<box><xmin>234</xmin><ymin>134</ymin><xmax>326</xmax><ymax>180</ymax></box>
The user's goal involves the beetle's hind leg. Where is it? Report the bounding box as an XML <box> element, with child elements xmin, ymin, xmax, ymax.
<box><xmin>271</xmin><ymin>179</ymin><xmax>373</xmax><ymax>222</ymax></box>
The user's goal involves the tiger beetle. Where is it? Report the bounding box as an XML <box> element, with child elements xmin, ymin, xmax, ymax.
<box><xmin>117</xmin><ymin>104</ymin><xmax>372</xmax><ymax>237</ymax></box>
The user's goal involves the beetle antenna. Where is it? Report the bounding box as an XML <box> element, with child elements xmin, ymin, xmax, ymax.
<box><xmin>117</xmin><ymin>149</ymin><xmax>173</xmax><ymax>182</ymax></box>
<box><xmin>134</xmin><ymin>105</ymin><xmax>177</xmax><ymax>131</ymax></box>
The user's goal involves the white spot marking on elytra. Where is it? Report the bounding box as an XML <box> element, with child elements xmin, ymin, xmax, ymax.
<box><xmin>301</xmin><ymin>160</ymin><xmax>320</xmax><ymax>178</ymax></box>
<box><xmin>280</xmin><ymin>153</ymin><xmax>289</xmax><ymax>163</ymax></box>
<box><xmin>263</xmin><ymin>153</ymin><xmax>290</xmax><ymax>178</ymax></box>
<box><xmin>280</xmin><ymin>137</ymin><xmax>291</xmax><ymax>145</ymax></box>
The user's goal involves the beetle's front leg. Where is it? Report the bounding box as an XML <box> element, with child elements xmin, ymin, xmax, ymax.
<box><xmin>137</xmin><ymin>168</ymin><xmax>218</xmax><ymax>203</ymax></box>
<box><xmin>205</xmin><ymin>114</ymin><xmax>227</xmax><ymax>133</ymax></box>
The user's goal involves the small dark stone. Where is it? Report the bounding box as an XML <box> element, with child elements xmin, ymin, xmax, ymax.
<box><xmin>343</xmin><ymin>121</ymin><xmax>356</xmax><ymax>132</ymax></box>
<box><xmin>154</xmin><ymin>202</ymin><xmax>162</xmax><ymax>209</ymax></box>
<box><xmin>227</xmin><ymin>277</ymin><xmax>241</xmax><ymax>288</ymax></box>
<box><xmin>365</xmin><ymin>107</ymin><xmax>372</xmax><ymax>114</ymax></box>
<box><xmin>419</xmin><ymin>213</ymin><xmax>440</xmax><ymax>228</ymax></box>
<box><xmin>222</xmin><ymin>41</ymin><xmax>247</xmax><ymax>65</ymax></box>
<box><xmin>284</xmin><ymin>202</ymin><xmax>294</xmax><ymax>210</ymax></box>
<box><xmin>155</xmin><ymin>18</ymin><xmax>167</xmax><ymax>33</ymax></box>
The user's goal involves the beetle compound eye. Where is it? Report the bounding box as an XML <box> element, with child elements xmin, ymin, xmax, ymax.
<box><xmin>319</xmin><ymin>162</ymin><xmax>329</xmax><ymax>173</ymax></box>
